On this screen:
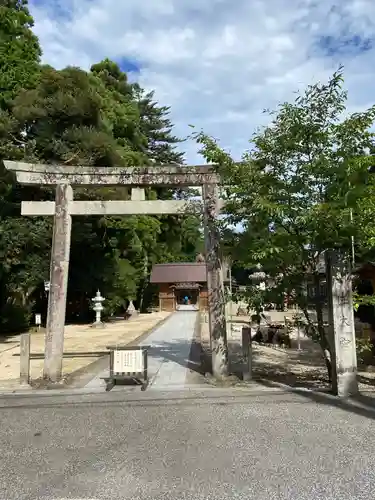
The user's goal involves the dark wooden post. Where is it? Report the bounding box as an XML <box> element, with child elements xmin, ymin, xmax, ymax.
<box><xmin>242</xmin><ymin>326</ymin><xmax>252</xmax><ymax>381</ymax></box>
<box><xmin>203</xmin><ymin>182</ymin><xmax>229</xmax><ymax>378</ymax></box>
<box><xmin>44</xmin><ymin>184</ymin><xmax>73</xmax><ymax>382</ymax></box>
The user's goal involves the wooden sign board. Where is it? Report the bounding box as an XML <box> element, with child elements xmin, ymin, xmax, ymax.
<box><xmin>113</xmin><ymin>349</ymin><xmax>144</xmax><ymax>374</ymax></box>
<box><xmin>103</xmin><ymin>345</ymin><xmax>149</xmax><ymax>391</ymax></box>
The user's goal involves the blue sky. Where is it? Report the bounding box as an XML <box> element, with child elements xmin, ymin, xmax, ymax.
<box><xmin>29</xmin><ymin>0</ymin><xmax>375</xmax><ymax>164</ymax></box>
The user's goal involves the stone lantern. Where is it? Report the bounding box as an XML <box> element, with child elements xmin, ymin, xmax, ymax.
<box><xmin>249</xmin><ymin>270</ymin><xmax>267</xmax><ymax>290</ymax></box>
<box><xmin>92</xmin><ymin>289</ymin><xmax>105</xmax><ymax>327</ymax></box>
<box><xmin>126</xmin><ymin>300</ymin><xmax>138</xmax><ymax>318</ymax></box>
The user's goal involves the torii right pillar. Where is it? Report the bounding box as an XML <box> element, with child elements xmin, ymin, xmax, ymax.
<box><xmin>203</xmin><ymin>182</ymin><xmax>229</xmax><ymax>378</ymax></box>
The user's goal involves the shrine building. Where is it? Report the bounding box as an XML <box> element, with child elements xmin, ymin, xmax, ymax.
<box><xmin>150</xmin><ymin>261</ymin><xmax>230</xmax><ymax>312</ymax></box>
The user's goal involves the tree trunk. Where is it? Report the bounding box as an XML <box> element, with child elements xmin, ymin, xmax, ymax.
<box><xmin>138</xmin><ymin>279</ymin><xmax>146</xmax><ymax>313</ymax></box>
<box><xmin>313</xmin><ymin>273</ymin><xmax>332</xmax><ymax>382</ymax></box>
<box><xmin>138</xmin><ymin>253</ymin><xmax>149</xmax><ymax>313</ymax></box>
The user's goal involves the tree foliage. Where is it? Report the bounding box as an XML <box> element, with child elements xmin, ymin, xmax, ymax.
<box><xmin>196</xmin><ymin>68</ymin><xmax>375</xmax><ymax>376</ymax></box>
<box><xmin>0</xmin><ymin>0</ymin><xmax>41</xmax><ymax>108</ymax></box>
<box><xmin>0</xmin><ymin>1</ymin><xmax>203</xmax><ymax>334</ymax></box>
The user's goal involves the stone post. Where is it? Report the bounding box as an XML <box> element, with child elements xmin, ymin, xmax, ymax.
<box><xmin>325</xmin><ymin>250</ymin><xmax>358</xmax><ymax>397</ymax></box>
<box><xmin>20</xmin><ymin>333</ymin><xmax>31</xmax><ymax>385</ymax></box>
<box><xmin>202</xmin><ymin>182</ymin><xmax>229</xmax><ymax>378</ymax></box>
<box><xmin>44</xmin><ymin>184</ymin><xmax>73</xmax><ymax>382</ymax></box>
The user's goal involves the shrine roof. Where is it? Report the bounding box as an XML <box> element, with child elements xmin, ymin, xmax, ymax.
<box><xmin>150</xmin><ymin>263</ymin><xmax>207</xmax><ymax>284</ymax></box>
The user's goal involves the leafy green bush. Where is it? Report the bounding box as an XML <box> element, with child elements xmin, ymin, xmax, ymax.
<box><xmin>0</xmin><ymin>303</ymin><xmax>31</xmax><ymax>335</ymax></box>
<box><xmin>356</xmin><ymin>338</ymin><xmax>374</xmax><ymax>366</ymax></box>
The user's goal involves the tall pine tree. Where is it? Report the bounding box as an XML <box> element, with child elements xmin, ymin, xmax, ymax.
<box><xmin>0</xmin><ymin>0</ymin><xmax>46</xmax><ymax>333</ymax></box>
<box><xmin>132</xmin><ymin>83</ymin><xmax>183</xmax><ymax>165</ymax></box>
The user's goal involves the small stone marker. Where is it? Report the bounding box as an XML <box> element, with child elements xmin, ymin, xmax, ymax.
<box><xmin>20</xmin><ymin>333</ymin><xmax>31</xmax><ymax>385</ymax></box>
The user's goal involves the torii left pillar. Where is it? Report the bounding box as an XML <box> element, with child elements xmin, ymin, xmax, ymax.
<box><xmin>43</xmin><ymin>185</ymin><xmax>144</xmax><ymax>382</ymax></box>
<box><xmin>44</xmin><ymin>184</ymin><xmax>73</xmax><ymax>382</ymax></box>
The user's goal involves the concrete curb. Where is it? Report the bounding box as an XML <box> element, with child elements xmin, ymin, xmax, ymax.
<box><xmin>1</xmin><ymin>375</ymin><xmax>374</xmax><ymax>402</ymax></box>
<box><xmin>0</xmin><ymin>383</ymin><xmax>298</xmax><ymax>402</ymax></box>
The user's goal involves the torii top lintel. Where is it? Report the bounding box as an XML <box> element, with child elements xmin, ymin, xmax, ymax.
<box><xmin>3</xmin><ymin>161</ymin><xmax>220</xmax><ymax>186</ymax></box>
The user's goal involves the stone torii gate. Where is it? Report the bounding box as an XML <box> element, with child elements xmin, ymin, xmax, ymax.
<box><xmin>4</xmin><ymin>161</ymin><xmax>228</xmax><ymax>383</ymax></box>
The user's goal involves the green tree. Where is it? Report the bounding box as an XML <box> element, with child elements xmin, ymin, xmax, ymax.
<box><xmin>89</xmin><ymin>61</ymin><xmax>203</xmax><ymax>312</ymax></box>
<box><xmin>0</xmin><ymin>0</ymin><xmax>41</xmax><ymax>160</ymax></box>
<box><xmin>0</xmin><ymin>0</ymin><xmax>41</xmax><ymax>108</ymax></box>
<box><xmin>132</xmin><ymin>83</ymin><xmax>183</xmax><ymax>165</ymax></box>
<box><xmin>13</xmin><ymin>65</ymin><xmax>140</xmax><ymax>167</ymax></box>
<box><xmin>196</xmin><ymin>68</ymin><xmax>375</xmax><ymax>380</ymax></box>
<box><xmin>351</xmin><ymin>155</ymin><xmax>375</xmax><ymax>346</ymax></box>
<box><xmin>9</xmin><ymin>64</ymin><xmax>150</xmax><ymax>321</ymax></box>
<box><xmin>0</xmin><ymin>0</ymin><xmax>45</xmax><ymax>333</ymax></box>
<box><xmin>0</xmin><ymin>22</ymin><xmax>202</xmax><ymax>332</ymax></box>
<box><xmin>134</xmin><ymin>85</ymin><xmax>203</xmax><ymax>266</ymax></box>
<box><xmin>90</xmin><ymin>59</ymin><xmax>147</xmax><ymax>163</ymax></box>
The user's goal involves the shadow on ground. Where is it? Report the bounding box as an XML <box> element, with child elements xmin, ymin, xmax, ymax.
<box><xmin>228</xmin><ymin>339</ymin><xmax>375</xmax><ymax>389</ymax></box>
<box><xmin>0</xmin><ymin>336</ymin><xmax>19</xmax><ymax>345</ymax></box>
<box><xmin>147</xmin><ymin>339</ymin><xmax>207</xmax><ymax>376</ymax></box>
<box><xmin>258</xmin><ymin>376</ymin><xmax>375</xmax><ymax>420</ymax></box>
<box><xmin>227</xmin><ymin>340</ymin><xmax>326</xmax><ymax>386</ymax></box>
<box><xmin>226</xmin><ymin>339</ymin><xmax>375</xmax><ymax>420</ymax></box>
<box><xmin>148</xmin><ymin>339</ymin><xmax>375</xmax><ymax>421</ymax></box>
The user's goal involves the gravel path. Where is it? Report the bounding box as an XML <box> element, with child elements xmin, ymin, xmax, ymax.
<box><xmin>229</xmin><ymin>335</ymin><xmax>375</xmax><ymax>392</ymax></box>
<box><xmin>85</xmin><ymin>312</ymin><xmax>201</xmax><ymax>391</ymax></box>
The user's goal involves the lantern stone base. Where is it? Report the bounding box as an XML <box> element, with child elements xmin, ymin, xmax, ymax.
<box><xmin>126</xmin><ymin>300</ymin><xmax>139</xmax><ymax>318</ymax></box>
<box><xmin>91</xmin><ymin>321</ymin><xmax>107</xmax><ymax>329</ymax></box>
<box><xmin>127</xmin><ymin>310</ymin><xmax>139</xmax><ymax>318</ymax></box>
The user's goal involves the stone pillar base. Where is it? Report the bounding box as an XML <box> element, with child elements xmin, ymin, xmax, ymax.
<box><xmin>335</xmin><ymin>371</ymin><xmax>358</xmax><ymax>398</ymax></box>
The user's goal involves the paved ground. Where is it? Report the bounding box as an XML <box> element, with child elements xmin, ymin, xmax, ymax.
<box><xmin>85</xmin><ymin>311</ymin><xmax>203</xmax><ymax>391</ymax></box>
<box><xmin>0</xmin><ymin>312</ymin><xmax>170</xmax><ymax>389</ymax></box>
<box><xmin>221</xmin><ymin>321</ymin><xmax>375</xmax><ymax>392</ymax></box>
<box><xmin>0</xmin><ymin>388</ymin><xmax>375</xmax><ymax>499</ymax></box>
<box><xmin>2</xmin><ymin>311</ymin><xmax>375</xmax><ymax>498</ymax></box>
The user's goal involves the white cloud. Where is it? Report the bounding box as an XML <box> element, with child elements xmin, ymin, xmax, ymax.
<box><xmin>29</xmin><ymin>0</ymin><xmax>375</xmax><ymax>163</ymax></box>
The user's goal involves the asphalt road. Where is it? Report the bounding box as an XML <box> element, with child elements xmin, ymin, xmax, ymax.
<box><xmin>0</xmin><ymin>388</ymin><xmax>374</xmax><ymax>500</ymax></box>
